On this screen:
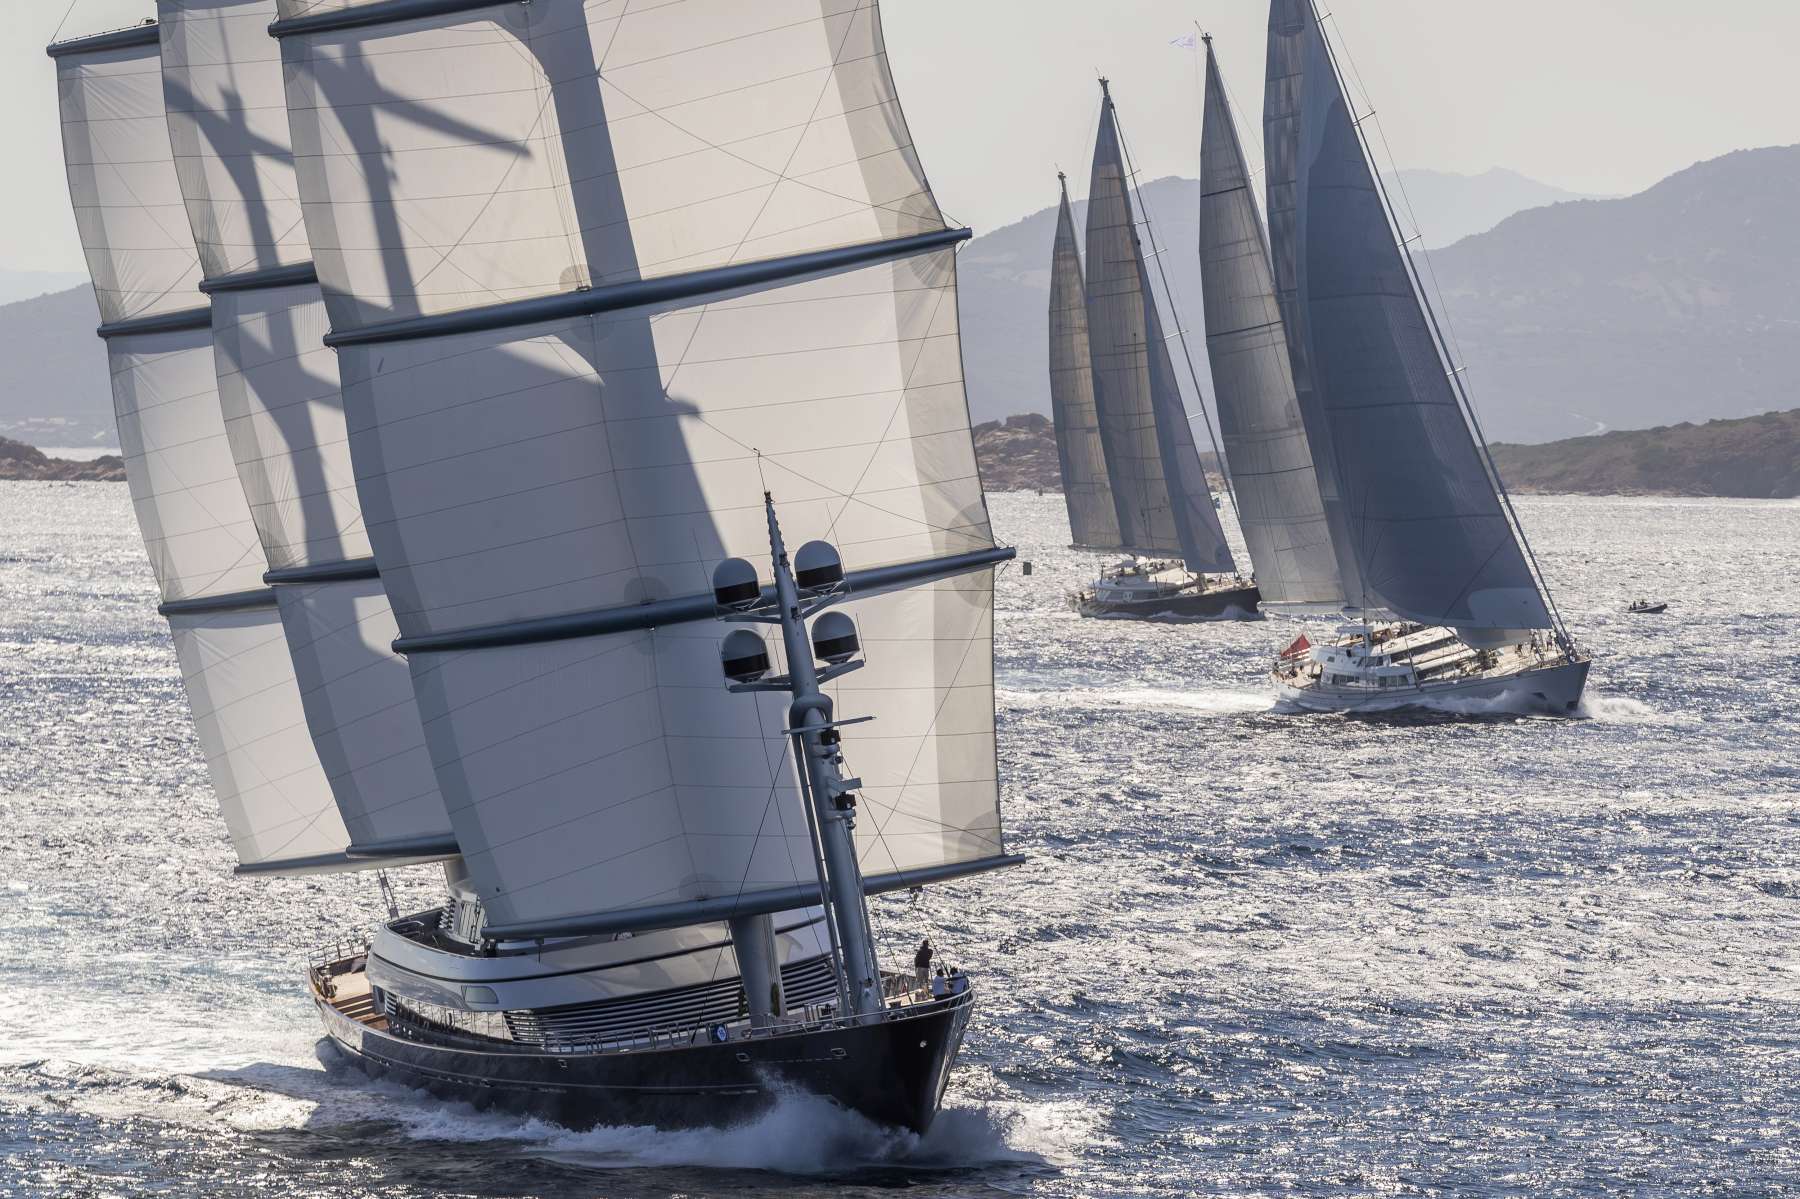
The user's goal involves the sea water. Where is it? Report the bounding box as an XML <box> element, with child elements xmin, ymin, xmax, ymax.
<box><xmin>1</xmin><ymin>483</ymin><xmax>1797</xmax><ymax>1197</ymax></box>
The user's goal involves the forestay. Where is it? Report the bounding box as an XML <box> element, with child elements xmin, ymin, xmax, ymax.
<box><xmin>50</xmin><ymin>27</ymin><xmax>350</xmax><ymax>873</ymax></box>
<box><xmin>1084</xmin><ymin>85</ymin><xmax>1233</xmax><ymax>574</ymax></box>
<box><xmin>158</xmin><ymin>0</ymin><xmax>454</xmax><ymax>858</ymax></box>
<box><xmin>1047</xmin><ymin>175</ymin><xmax>1122</xmax><ymax>551</ymax></box>
<box><xmin>1263</xmin><ymin>0</ymin><xmax>1550</xmax><ymax>633</ymax></box>
<box><xmin>276</xmin><ymin>0</ymin><xmax>1005</xmax><ymax>935</ymax></box>
<box><xmin>1197</xmin><ymin>38</ymin><xmax>1340</xmax><ymax>609</ymax></box>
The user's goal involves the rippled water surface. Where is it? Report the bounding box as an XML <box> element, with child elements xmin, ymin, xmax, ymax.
<box><xmin>3</xmin><ymin>483</ymin><xmax>1798</xmax><ymax>1197</ymax></box>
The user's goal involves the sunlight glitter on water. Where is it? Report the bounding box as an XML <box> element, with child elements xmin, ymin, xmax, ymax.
<box><xmin>3</xmin><ymin>484</ymin><xmax>1799</xmax><ymax>1197</ymax></box>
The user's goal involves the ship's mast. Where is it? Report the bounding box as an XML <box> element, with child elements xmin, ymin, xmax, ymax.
<box><xmin>716</xmin><ymin>495</ymin><xmax>882</xmax><ymax>1018</ymax></box>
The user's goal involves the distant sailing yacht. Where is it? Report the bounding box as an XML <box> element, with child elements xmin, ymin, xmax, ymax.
<box><xmin>1205</xmin><ymin>7</ymin><xmax>1589</xmax><ymax>713</ymax></box>
<box><xmin>52</xmin><ymin>0</ymin><xmax>1019</xmax><ymax>1133</ymax></box>
<box><xmin>1054</xmin><ymin>82</ymin><xmax>1259</xmax><ymax>621</ymax></box>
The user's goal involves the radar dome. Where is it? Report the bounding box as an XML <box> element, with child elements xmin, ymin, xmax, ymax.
<box><xmin>719</xmin><ymin>629</ymin><xmax>771</xmax><ymax>683</ymax></box>
<box><xmin>811</xmin><ymin>610</ymin><xmax>860</xmax><ymax>665</ymax></box>
<box><xmin>793</xmin><ymin>541</ymin><xmax>844</xmax><ymax>591</ymax></box>
<box><xmin>711</xmin><ymin>557</ymin><xmax>760</xmax><ymax>608</ymax></box>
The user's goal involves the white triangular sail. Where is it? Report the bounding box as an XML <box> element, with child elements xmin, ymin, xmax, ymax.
<box><xmin>1044</xmin><ymin>172</ymin><xmax>1123</xmax><ymax>547</ymax></box>
<box><xmin>158</xmin><ymin>0</ymin><xmax>455</xmax><ymax>858</ymax></box>
<box><xmin>1197</xmin><ymin>38</ymin><xmax>1340</xmax><ymax>609</ymax></box>
<box><xmin>51</xmin><ymin>26</ymin><xmax>349</xmax><ymax>873</ymax></box>
<box><xmin>275</xmin><ymin>0</ymin><xmax>1005</xmax><ymax>934</ymax></box>
<box><xmin>1263</xmin><ymin>1</ymin><xmax>1550</xmax><ymax>633</ymax></box>
<box><xmin>1047</xmin><ymin>175</ymin><xmax>1122</xmax><ymax>551</ymax></box>
<box><xmin>1084</xmin><ymin>85</ymin><xmax>1234</xmax><ymax>573</ymax></box>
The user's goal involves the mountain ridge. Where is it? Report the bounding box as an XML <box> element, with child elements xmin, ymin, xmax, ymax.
<box><xmin>971</xmin><ymin>408</ymin><xmax>1800</xmax><ymax>500</ymax></box>
<box><xmin>956</xmin><ymin>146</ymin><xmax>1800</xmax><ymax>443</ymax></box>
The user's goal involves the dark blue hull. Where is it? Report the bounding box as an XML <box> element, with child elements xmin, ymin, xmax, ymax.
<box><xmin>318</xmin><ymin>989</ymin><xmax>973</xmax><ymax>1133</ymax></box>
<box><xmin>1080</xmin><ymin>581</ymin><xmax>1262</xmax><ymax>621</ymax></box>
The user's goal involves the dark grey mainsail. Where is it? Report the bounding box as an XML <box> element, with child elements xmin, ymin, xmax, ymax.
<box><xmin>1085</xmin><ymin>82</ymin><xmax>1234</xmax><ymax>573</ymax></box>
<box><xmin>1263</xmin><ymin>1</ymin><xmax>1551</xmax><ymax>634</ymax></box>
<box><xmin>1048</xmin><ymin>173</ymin><xmax>1123</xmax><ymax>551</ymax></box>
<box><xmin>1198</xmin><ymin>36</ymin><xmax>1340</xmax><ymax>609</ymax></box>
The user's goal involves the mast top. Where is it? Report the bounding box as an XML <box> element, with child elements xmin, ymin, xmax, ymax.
<box><xmin>1097</xmin><ymin>76</ymin><xmax>1111</xmax><ymax>100</ymax></box>
<box><xmin>1201</xmin><ymin>31</ymin><xmax>1213</xmax><ymax>46</ymax></box>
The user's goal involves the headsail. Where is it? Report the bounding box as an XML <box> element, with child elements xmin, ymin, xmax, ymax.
<box><xmin>157</xmin><ymin>0</ymin><xmax>456</xmax><ymax>860</ymax></box>
<box><xmin>1047</xmin><ymin>174</ymin><xmax>1122</xmax><ymax>551</ymax></box>
<box><xmin>50</xmin><ymin>24</ymin><xmax>350</xmax><ymax>874</ymax></box>
<box><xmin>274</xmin><ymin>0</ymin><xmax>1008</xmax><ymax>936</ymax></box>
<box><xmin>1263</xmin><ymin>1</ymin><xmax>1551</xmax><ymax>633</ymax></box>
<box><xmin>1084</xmin><ymin>83</ymin><xmax>1233</xmax><ymax>573</ymax></box>
<box><xmin>1198</xmin><ymin>38</ymin><xmax>1340</xmax><ymax>609</ymax></box>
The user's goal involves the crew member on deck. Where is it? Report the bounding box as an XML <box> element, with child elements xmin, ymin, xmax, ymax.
<box><xmin>914</xmin><ymin>937</ymin><xmax>934</xmax><ymax>988</ymax></box>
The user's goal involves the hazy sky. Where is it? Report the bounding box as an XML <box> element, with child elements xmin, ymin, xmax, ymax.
<box><xmin>6</xmin><ymin>1</ymin><xmax>1799</xmax><ymax>273</ymax></box>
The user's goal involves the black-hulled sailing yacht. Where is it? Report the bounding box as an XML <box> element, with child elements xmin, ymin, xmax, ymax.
<box><xmin>1054</xmin><ymin>82</ymin><xmax>1259</xmax><ymax>621</ymax></box>
<box><xmin>1195</xmin><ymin>10</ymin><xmax>1588</xmax><ymax>713</ymax></box>
<box><xmin>51</xmin><ymin>0</ymin><xmax>1020</xmax><ymax>1133</ymax></box>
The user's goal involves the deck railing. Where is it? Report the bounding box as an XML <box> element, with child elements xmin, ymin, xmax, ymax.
<box><xmin>521</xmin><ymin>971</ymin><xmax>967</xmax><ymax>1057</ymax></box>
<box><xmin>312</xmin><ymin>943</ymin><xmax>967</xmax><ymax>1059</ymax></box>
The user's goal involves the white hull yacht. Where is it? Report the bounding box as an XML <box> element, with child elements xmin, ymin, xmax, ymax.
<box><xmin>1191</xmin><ymin>13</ymin><xmax>1591</xmax><ymax>715</ymax></box>
<box><xmin>1273</xmin><ymin>622</ymin><xmax>1589</xmax><ymax>714</ymax></box>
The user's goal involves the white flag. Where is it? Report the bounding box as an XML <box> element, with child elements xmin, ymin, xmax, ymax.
<box><xmin>1170</xmin><ymin>32</ymin><xmax>1198</xmax><ymax>50</ymax></box>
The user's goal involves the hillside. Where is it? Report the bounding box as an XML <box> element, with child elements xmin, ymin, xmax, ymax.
<box><xmin>1388</xmin><ymin>167</ymin><xmax>1598</xmax><ymax>249</ymax></box>
<box><xmin>955</xmin><ymin>147</ymin><xmax>1800</xmax><ymax>444</ymax></box>
<box><xmin>976</xmin><ymin>409</ymin><xmax>1800</xmax><ymax>500</ymax></box>
<box><xmin>973</xmin><ymin>414</ymin><xmax>1225</xmax><ymax>495</ymax></box>
<box><xmin>7</xmin><ymin>151</ymin><xmax>1797</xmax><ymax>450</ymax></box>
<box><xmin>0</xmin><ymin>437</ymin><xmax>125</xmax><ymax>482</ymax></box>
<box><xmin>972</xmin><ymin>414</ymin><xmax>1061</xmax><ymax>492</ymax></box>
<box><xmin>0</xmin><ymin>268</ymin><xmax>86</xmax><ymax>306</ymax></box>
<box><xmin>1428</xmin><ymin>146</ymin><xmax>1800</xmax><ymax>442</ymax></box>
<box><xmin>0</xmin><ymin>285</ymin><xmax>113</xmax><ymax>449</ymax></box>
<box><xmin>1488</xmin><ymin>409</ymin><xmax>1800</xmax><ymax>498</ymax></box>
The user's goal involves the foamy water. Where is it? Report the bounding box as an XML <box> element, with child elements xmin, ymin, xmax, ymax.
<box><xmin>3</xmin><ymin>485</ymin><xmax>1799</xmax><ymax>1197</ymax></box>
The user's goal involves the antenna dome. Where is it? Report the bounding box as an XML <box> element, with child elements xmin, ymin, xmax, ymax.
<box><xmin>793</xmin><ymin>541</ymin><xmax>845</xmax><ymax>591</ymax></box>
<box><xmin>719</xmin><ymin>629</ymin><xmax>771</xmax><ymax>683</ymax></box>
<box><xmin>711</xmin><ymin>557</ymin><xmax>760</xmax><ymax>608</ymax></box>
<box><xmin>811</xmin><ymin>610</ymin><xmax>860</xmax><ymax>665</ymax></box>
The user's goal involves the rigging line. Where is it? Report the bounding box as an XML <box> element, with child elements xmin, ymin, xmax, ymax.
<box><xmin>49</xmin><ymin>0</ymin><xmax>82</xmax><ymax>48</ymax></box>
<box><xmin>1109</xmin><ymin>95</ymin><xmax>1240</xmax><ymax>520</ymax></box>
<box><xmin>818</xmin><ymin>258</ymin><xmax>961</xmax><ymax>549</ymax></box>
<box><xmin>404</xmin><ymin>26</ymin><xmax>565</xmax><ymax>297</ymax></box>
<box><xmin>1202</xmin><ymin>29</ymin><xmax>1274</xmax><ymax>225</ymax></box>
<box><xmin>702</xmin><ymin>735</ymin><xmax>798</xmax><ymax>992</ymax></box>
<box><xmin>854</xmin><ymin>593</ymin><xmax>996</xmax><ymax>877</ymax></box>
<box><xmin>602</xmin><ymin>7</ymin><xmax>979</xmax><ymax>551</ymax></box>
<box><xmin>518</xmin><ymin>13</ymin><xmax>587</xmax><ymax>283</ymax></box>
<box><xmin>1315</xmin><ymin>10</ymin><xmax>1571</xmax><ymax>644</ymax></box>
